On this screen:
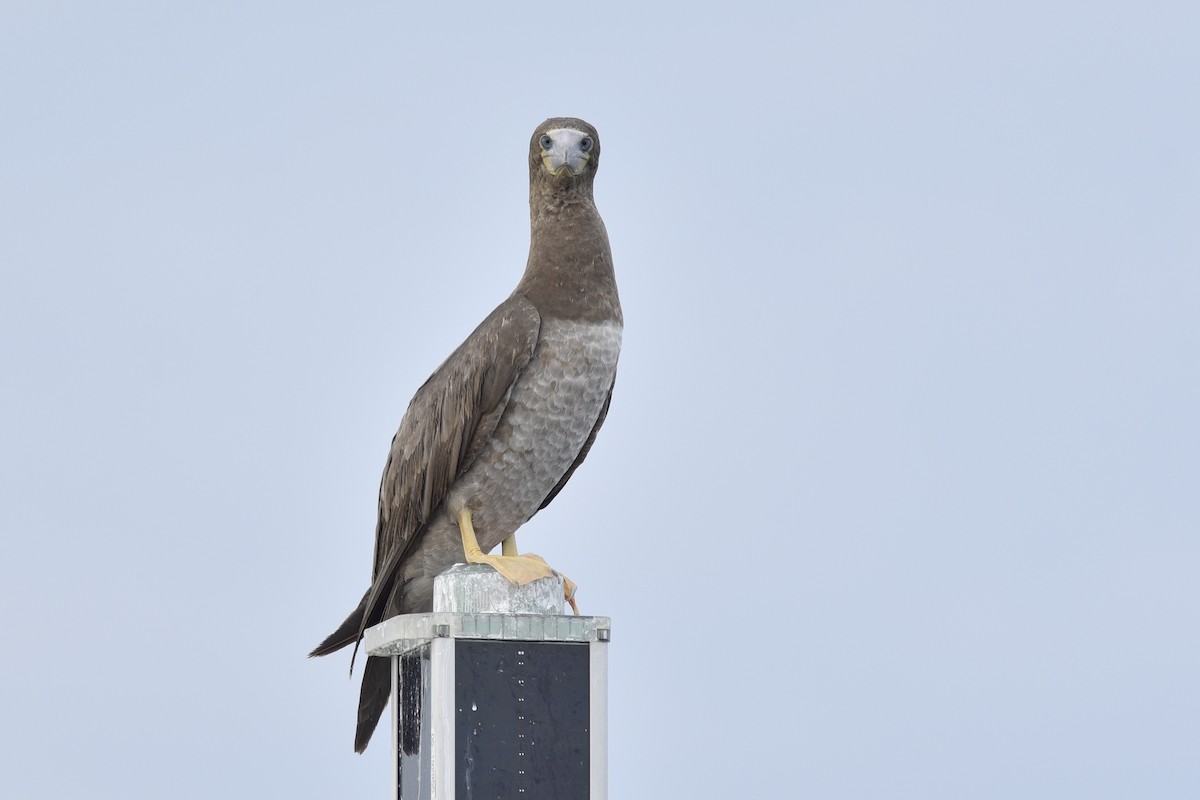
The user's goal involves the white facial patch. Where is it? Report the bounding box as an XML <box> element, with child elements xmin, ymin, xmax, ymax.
<box><xmin>540</xmin><ymin>128</ymin><xmax>592</xmax><ymax>176</ymax></box>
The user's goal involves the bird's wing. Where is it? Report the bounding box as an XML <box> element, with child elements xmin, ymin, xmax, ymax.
<box><xmin>537</xmin><ymin>371</ymin><xmax>616</xmax><ymax>512</ymax></box>
<box><xmin>359</xmin><ymin>293</ymin><xmax>542</xmax><ymax>634</ymax></box>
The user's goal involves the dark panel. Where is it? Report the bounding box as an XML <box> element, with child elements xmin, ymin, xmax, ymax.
<box><xmin>400</xmin><ymin>650</ymin><xmax>423</xmax><ymax>756</ymax></box>
<box><xmin>397</xmin><ymin>646</ymin><xmax>432</xmax><ymax>800</ymax></box>
<box><xmin>455</xmin><ymin>640</ymin><xmax>589</xmax><ymax>799</ymax></box>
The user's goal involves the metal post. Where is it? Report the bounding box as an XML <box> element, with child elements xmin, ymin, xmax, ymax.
<box><xmin>364</xmin><ymin>564</ymin><xmax>611</xmax><ymax>799</ymax></box>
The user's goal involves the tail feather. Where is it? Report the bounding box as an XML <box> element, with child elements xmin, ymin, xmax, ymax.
<box><xmin>309</xmin><ymin>590</ymin><xmax>369</xmax><ymax>658</ymax></box>
<box><xmin>354</xmin><ymin>655</ymin><xmax>391</xmax><ymax>753</ymax></box>
<box><xmin>312</xmin><ymin>586</ymin><xmax>400</xmax><ymax>753</ymax></box>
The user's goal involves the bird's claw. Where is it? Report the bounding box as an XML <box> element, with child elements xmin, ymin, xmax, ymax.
<box><xmin>562</xmin><ymin>575</ymin><xmax>580</xmax><ymax>615</ymax></box>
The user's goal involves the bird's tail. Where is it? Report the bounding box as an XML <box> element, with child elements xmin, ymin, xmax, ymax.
<box><xmin>355</xmin><ymin>655</ymin><xmax>391</xmax><ymax>753</ymax></box>
<box><xmin>309</xmin><ymin>590</ymin><xmax>390</xmax><ymax>753</ymax></box>
<box><xmin>309</xmin><ymin>589</ymin><xmax>369</xmax><ymax>659</ymax></box>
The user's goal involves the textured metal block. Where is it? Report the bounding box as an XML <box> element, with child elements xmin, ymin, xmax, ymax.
<box><xmin>432</xmin><ymin>563</ymin><xmax>565</xmax><ymax>615</ymax></box>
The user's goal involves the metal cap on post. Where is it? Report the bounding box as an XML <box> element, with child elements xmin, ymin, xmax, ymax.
<box><xmin>364</xmin><ymin>564</ymin><xmax>610</xmax><ymax>799</ymax></box>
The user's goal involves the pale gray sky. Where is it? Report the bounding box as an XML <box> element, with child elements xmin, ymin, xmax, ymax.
<box><xmin>2</xmin><ymin>2</ymin><xmax>1197</xmax><ymax>798</ymax></box>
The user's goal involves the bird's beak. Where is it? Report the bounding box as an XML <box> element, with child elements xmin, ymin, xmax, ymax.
<box><xmin>542</xmin><ymin>146</ymin><xmax>587</xmax><ymax>177</ymax></box>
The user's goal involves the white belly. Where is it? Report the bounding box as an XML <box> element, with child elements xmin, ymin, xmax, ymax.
<box><xmin>445</xmin><ymin>317</ymin><xmax>622</xmax><ymax>550</ymax></box>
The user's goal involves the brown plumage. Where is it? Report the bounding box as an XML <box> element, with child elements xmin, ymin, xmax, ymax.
<box><xmin>310</xmin><ymin>117</ymin><xmax>621</xmax><ymax>753</ymax></box>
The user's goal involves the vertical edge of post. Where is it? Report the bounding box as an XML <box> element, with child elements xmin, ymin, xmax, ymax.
<box><xmin>590</xmin><ymin>637</ymin><xmax>609</xmax><ymax>800</ymax></box>
<box><xmin>429</xmin><ymin>637</ymin><xmax>456</xmax><ymax>800</ymax></box>
<box><xmin>391</xmin><ymin>655</ymin><xmax>400</xmax><ymax>800</ymax></box>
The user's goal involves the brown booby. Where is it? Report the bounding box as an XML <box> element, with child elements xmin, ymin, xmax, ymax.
<box><xmin>310</xmin><ymin>117</ymin><xmax>621</xmax><ymax>753</ymax></box>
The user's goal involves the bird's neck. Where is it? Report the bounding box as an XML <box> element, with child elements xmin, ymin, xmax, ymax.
<box><xmin>516</xmin><ymin>197</ymin><xmax>621</xmax><ymax>324</ymax></box>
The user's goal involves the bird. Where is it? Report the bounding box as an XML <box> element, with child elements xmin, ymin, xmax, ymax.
<box><xmin>310</xmin><ymin>117</ymin><xmax>621</xmax><ymax>753</ymax></box>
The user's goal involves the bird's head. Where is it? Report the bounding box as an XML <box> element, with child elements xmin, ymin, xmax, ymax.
<box><xmin>530</xmin><ymin>117</ymin><xmax>600</xmax><ymax>185</ymax></box>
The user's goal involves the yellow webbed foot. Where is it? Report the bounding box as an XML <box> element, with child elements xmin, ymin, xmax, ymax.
<box><xmin>458</xmin><ymin>510</ymin><xmax>581</xmax><ymax>614</ymax></box>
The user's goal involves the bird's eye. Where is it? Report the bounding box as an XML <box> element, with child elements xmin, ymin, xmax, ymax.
<box><xmin>539</xmin><ymin>134</ymin><xmax>553</xmax><ymax>149</ymax></box>
<box><xmin>579</xmin><ymin>137</ymin><xmax>593</xmax><ymax>152</ymax></box>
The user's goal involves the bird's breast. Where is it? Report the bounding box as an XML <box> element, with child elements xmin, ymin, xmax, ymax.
<box><xmin>447</xmin><ymin>316</ymin><xmax>622</xmax><ymax>550</ymax></box>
